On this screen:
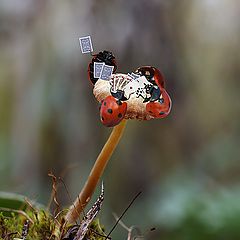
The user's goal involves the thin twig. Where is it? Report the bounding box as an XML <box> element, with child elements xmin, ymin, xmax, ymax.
<box><xmin>48</xmin><ymin>172</ymin><xmax>60</xmax><ymax>217</ymax></box>
<box><xmin>0</xmin><ymin>208</ymin><xmax>33</xmax><ymax>224</ymax></box>
<box><xmin>106</xmin><ymin>191</ymin><xmax>142</xmax><ymax>239</ymax></box>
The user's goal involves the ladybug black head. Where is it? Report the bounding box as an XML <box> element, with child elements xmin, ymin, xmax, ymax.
<box><xmin>94</xmin><ymin>50</ymin><xmax>116</xmax><ymax>66</ymax></box>
<box><xmin>135</xmin><ymin>66</ymin><xmax>165</xmax><ymax>88</ymax></box>
<box><xmin>88</xmin><ymin>50</ymin><xmax>117</xmax><ymax>85</ymax></box>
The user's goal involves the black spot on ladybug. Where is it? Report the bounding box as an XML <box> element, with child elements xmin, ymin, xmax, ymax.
<box><xmin>116</xmin><ymin>100</ymin><xmax>122</xmax><ymax>105</ymax></box>
<box><xmin>104</xmin><ymin>102</ymin><xmax>107</xmax><ymax>106</ymax></box>
<box><xmin>159</xmin><ymin>112</ymin><xmax>165</xmax><ymax>115</ymax></box>
<box><xmin>118</xmin><ymin>113</ymin><xmax>122</xmax><ymax>118</ymax></box>
<box><xmin>101</xmin><ymin>116</ymin><xmax>105</xmax><ymax>121</ymax></box>
<box><xmin>108</xmin><ymin>109</ymin><xmax>113</xmax><ymax>114</ymax></box>
<box><xmin>149</xmin><ymin>111</ymin><xmax>153</xmax><ymax>114</ymax></box>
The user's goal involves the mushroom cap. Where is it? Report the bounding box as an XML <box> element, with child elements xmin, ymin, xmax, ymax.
<box><xmin>93</xmin><ymin>74</ymin><xmax>157</xmax><ymax>120</ymax></box>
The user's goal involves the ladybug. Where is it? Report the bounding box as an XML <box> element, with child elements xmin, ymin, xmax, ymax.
<box><xmin>134</xmin><ymin>66</ymin><xmax>172</xmax><ymax>118</ymax></box>
<box><xmin>146</xmin><ymin>88</ymin><xmax>172</xmax><ymax>118</ymax></box>
<box><xmin>135</xmin><ymin>66</ymin><xmax>165</xmax><ymax>88</ymax></box>
<box><xmin>88</xmin><ymin>50</ymin><xmax>117</xmax><ymax>85</ymax></box>
<box><xmin>99</xmin><ymin>96</ymin><xmax>127</xmax><ymax>127</ymax></box>
<box><xmin>88</xmin><ymin>51</ymin><xmax>172</xmax><ymax>127</ymax></box>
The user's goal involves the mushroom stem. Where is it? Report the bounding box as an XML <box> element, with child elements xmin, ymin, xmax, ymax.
<box><xmin>65</xmin><ymin>119</ymin><xmax>127</xmax><ymax>224</ymax></box>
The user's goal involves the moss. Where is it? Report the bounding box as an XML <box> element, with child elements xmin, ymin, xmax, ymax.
<box><xmin>85</xmin><ymin>218</ymin><xmax>106</xmax><ymax>240</ymax></box>
<box><xmin>0</xmin><ymin>211</ymin><xmax>106</xmax><ymax>240</ymax></box>
<box><xmin>0</xmin><ymin>212</ymin><xmax>23</xmax><ymax>239</ymax></box>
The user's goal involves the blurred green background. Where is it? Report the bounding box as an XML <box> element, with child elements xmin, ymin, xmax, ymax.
<box><xmin>0</xmin><ymin>0</ymin><xmax>240</xmax><ymax>239</ymax></box>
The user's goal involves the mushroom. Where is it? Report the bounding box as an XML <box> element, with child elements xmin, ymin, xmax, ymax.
<box><xmin>65</xmin><ymin>51</ymin><xmax>172</xmax><ymax>223</ymax></box>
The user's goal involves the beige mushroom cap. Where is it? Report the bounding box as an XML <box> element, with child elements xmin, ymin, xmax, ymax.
<box><xmin>93</xmin><ymin>74</ymin><xmax>154</xmax><ymax>120</ymax></box>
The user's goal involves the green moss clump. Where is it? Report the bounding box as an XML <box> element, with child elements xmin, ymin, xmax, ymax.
<box><xmin>0</xmin><ymin>212</ymin><xmax>23</xmax><ymax>239</ymax></box>
<box><xmin>84</xmin><ymin>219</ymin><xmax>106</xmax><ymax>240</ymax></box>
<box><xmin>0</xmin><ymin>211</ymin><xmax>106</xmax><ymax>240</ymax></box>
<box><xmin>0</xmin><ymin>211</ymin><xmax>55</xmax><ymax>240</ymax></box>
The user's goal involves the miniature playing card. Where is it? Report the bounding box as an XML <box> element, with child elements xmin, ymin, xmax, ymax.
<box><xmin>128</xmin><ymin>72</ymin><xmax>141</xmax><ymax>80</ymax></box>
<box><xmin>100</xmin><ymin>64</ymin><xmax>114</xmax><ymax>80</ymax></box>
<box><xmin>79</xmin><ymin>36</ymin><xmax>93</xmax><ymax>54</ymax></box>
<box><xmin>93</xmin><ymin>62</ymin><xmax>104</xmax><ymax>78</ymax></box>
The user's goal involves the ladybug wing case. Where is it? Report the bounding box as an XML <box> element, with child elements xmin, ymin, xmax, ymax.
<box><xmin>99</xmin><ymin>96</ymin><xmax>127</xmax><ymax>127</ymax></box>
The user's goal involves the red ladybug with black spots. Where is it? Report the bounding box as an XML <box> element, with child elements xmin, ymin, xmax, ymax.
<box><xmin>99</xmin><ymin>96</ymin><xmax>127</xmax><ymax>127</ymax></box>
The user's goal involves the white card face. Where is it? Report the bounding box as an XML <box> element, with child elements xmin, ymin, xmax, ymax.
<box><xmin>93</xmin><ymin>62</ymin><xmax>104</xmax><ymax>78</ymax></box>
<box><xmin>124</xmin><ymin>80</ymin><xmax>139</xmax><ymax>99</ymax></box>
<box><xmin>79</xmin><ymin>36</ymin><xmax>93</xmax><ymax>54</ymax></box>
<box><xmin>100</xmin><ymin>64</ymin><xmax>114</xmax><ymax>80</ymax></box>
<box><xmin>136</xmin><ymin>76</ymin><xmax>150</xmax><ymax>87</ymax></box>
